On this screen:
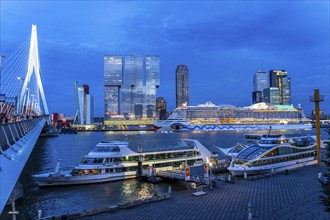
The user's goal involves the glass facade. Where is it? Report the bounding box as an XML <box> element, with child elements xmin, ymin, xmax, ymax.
<box><xmin>145</xmin><ymin>56</ymin><xmax>160</xmax><ymax>118</ymax></box>
<box><xmin>176</xmin><ymin>64</ymin><xmax>189</xmax><ymax>108</ymax></box>
<box><xmin>253</xmin><ymin>69</ymin><xmax>267</xmax><ymax>92</ymax></box>
<box><xmin>105</xmin><ymin>86</ymin><xmax>120</xmax><ymax>116</ymax></box>
<box><xmin>282</xmin><ymin>78</ymin><xmax>291</xmax><ymax>105</ymax></box>
<box><xmin>75</xmin><ymin>82</ymin><xmax>93</xmax><ymax>124</ymax></box>
<box><xmin>263</xmin><ymin>87</ymin><xmax>280</xmax><ymax>105</ymax></box>
<box><xmin>104</xmin><ymin>55</ymin><xmax>160</xmax><ymax>118</ymax></box>
<box><xmin>269</xmin><ymin>70</ymin><xmax>291</xmax><ymax>105</ymax></box>
<box><xmin>252</xmin><ymin>91</ymin><xmax>263</xmax><ymax>104</ymax></box>
<box><xmin>104</xmin><ymin>56</ymin><xmax>123</xmax><ymax>119</ymax></box>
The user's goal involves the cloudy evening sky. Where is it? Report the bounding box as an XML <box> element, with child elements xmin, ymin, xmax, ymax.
<box><xmin>0</xmin><ymin>1</ymin><xmax>329</xmax><ymax>117</ymax></box>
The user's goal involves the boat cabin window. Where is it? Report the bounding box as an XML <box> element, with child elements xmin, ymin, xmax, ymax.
<box><xmin>93</xmin><ymin>146</ymin><xmax>120</xmax><ymax>152</ymax></box>
<box><xmin>81</xmin><ymin>157</ymin><xmax>103</xmax><ymax>164</ymax></box>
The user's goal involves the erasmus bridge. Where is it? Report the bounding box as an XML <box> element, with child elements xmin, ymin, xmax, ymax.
<box><xmin>0</xmin><ymin>24</ymin><xmax>49</xmax><ymax>212</ymax></box>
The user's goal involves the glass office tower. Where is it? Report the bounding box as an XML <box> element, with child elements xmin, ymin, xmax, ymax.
<box><xmin>263</xmin><ymin>87</ymin><xmax>280</xmax><ymax>105</ymax></box>
<box><xmin>269</xmin><ymin>70</ymin><xmax>291</xmax><ymax>105</ymax></box>
<box><xmin>104</xmin><ymin>55</ymin><xmax>160</xmax><ymax>118</ymax></box>
<box><xmin>253</xmin><ymin>69</ymin><xmax>267</xmax><ymax>92</ymax></box>
<box><xmin>252</xmin><ymin>69</ymin><xmax>267</xmax><ymax>103</ymax></box>
<box><xmin>104</xmin><ymin>56</ymin><xmax>123</xmax><ymax>118</ymax></box>
<box><xmin>176</xmin><ymin>64</ymin><xmax>189</xmax><ymax>108</ymax></box>
<box><xmin>145</xmin><ymin>56</ymin><xmax>160</xmax><ymax>117</ymax></box>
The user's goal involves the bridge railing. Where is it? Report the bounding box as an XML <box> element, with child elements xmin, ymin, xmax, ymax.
<box><xmin>0</xmin><ymin>117</ymin><xmax>44</xmax><ymax>159</ymax></box>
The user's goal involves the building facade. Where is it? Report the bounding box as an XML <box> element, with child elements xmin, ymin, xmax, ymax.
<box><xmin>269</xmin><ymin>70</ymin><xmax>291</xmax><ymax>105</ymax></box>
<box><xmin>176</xmin><ymin>64</ymin><xmax>189</xmax><ymax>108</ymax></box>
<box><xmin>263</xmin><ymin>87</ymin><xmax>280</xmax><ymax>105</ymax></box>
<box><xmin>253</xmin><ymin>69</ymin><xmax>267</xmax><ymax>92</ymax></box>
<box><xmin>104</xmin><ymin>56</ymin><xmax>123</xmax><ymax>117</ymax></box>
<box><xmin>252</xmin><ymin>91</ymin><xmax>263</xmax><ymax>104</ymax></box>
<box><xmin>104</xmin><ymin>55</ymin><xmax>160</xmax><ymax>119</ymax></box>
<box><xmin>156</xmin><ymin>97</ymin><xmax>167</xmax><ymax>120</ymax></box>
<box><xmin>75</xmin><ymin>82</ymin><xmax>94</xmax><ymax>124</ymax></box>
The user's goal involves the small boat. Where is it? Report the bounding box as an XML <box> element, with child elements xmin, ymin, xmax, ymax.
<box><xmin>32</xmin><ymin>139</ymin><xmax>211</xmax><ymax>187</ymax></box>
<box><xmin>228</xmin><ymin>134</ymin><xmax>317</xmax><ymax>176</ymax></box>
<box><xmin>39</xmin><ymin>125</ymin><xmax>59</xmax><ymax>137</ymax></box>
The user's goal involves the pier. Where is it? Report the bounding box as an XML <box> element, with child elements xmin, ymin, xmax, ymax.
<box><xmin>79</xmin><ymin>164</ymin><xmax>330</xmax><ymax>220</ymax></box>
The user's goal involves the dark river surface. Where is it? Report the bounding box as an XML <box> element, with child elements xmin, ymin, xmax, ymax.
<box><xmin>1</xmin><ymin>128</ymin><xmax>328</xmax><ymax>219</ymax></box>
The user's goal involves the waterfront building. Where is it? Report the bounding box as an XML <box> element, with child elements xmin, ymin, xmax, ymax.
<box><xmin>104</xmin><ymin>56</ymin><xmax>123</xmax><ymax>118</ymax></box>
<box><xmin>156</xmin><ymin>97</ymin><xmax>167</xmax><ymax>120</ymax></box>
<box><xmin>104</xmin><ymin>55</ymin><xmax>160</xmax><ymax>119</ymax></box>
<box><xmin>253</xmin><ymin>69</ymin><xmax>267</xmax><ymax>92</ymax></box>
<box><xmin>263</xmin><ymin>87</ymin><xmax>280</xmax><ymax>105</ymax></box>
<box><xmin>252</xmin><ymin>91</ymin><xmax>263</xmax><ymax>104</ymax></box>
<box><xmin>252</xmin><ymin>69</ymin><xmax>267</xmax><ymax>103</ymax></box>
<box><xmin>145</xmin><ymin>56</ymin><xmax>160</xmax><ymax>118</ymax></box>
<box><xmin>269</xmin><ymin>70</ymin><xmax>291</xmax><ymax>105</ymax></box>
<box><xmin>74</xmin><ymin>81</ymin><xmax>94</xmax><ymax>124</ymax></box>
<box><xmin>176</xmin><ymin>64</ymin><xmax>189</xmax><ymax>108</ymax></box>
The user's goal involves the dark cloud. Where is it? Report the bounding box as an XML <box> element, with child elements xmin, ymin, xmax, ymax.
<box><xmin>1</xmin><ymin>1</ymin><xmax>329</xmax><ymax>116</ymax></box>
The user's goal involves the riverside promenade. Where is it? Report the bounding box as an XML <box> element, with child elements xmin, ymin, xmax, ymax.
<box><xmin>81</xmin><ymin>165</ymin><xmax>330</xmax><ymax>220</ymax></box>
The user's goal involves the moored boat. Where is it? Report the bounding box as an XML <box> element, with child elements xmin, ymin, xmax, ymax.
<box><xmin>32</xmin><ymin>139</ymin><xmax>211</xmax><ymax>187</ymax></box>
<box><xmin>228</xmin><ymin>134</ymin><xmax>317</xmax><ymax>176</ymax></box>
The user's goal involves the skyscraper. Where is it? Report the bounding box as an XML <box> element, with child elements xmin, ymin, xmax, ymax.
<box><xmin>263</xmin><ymin>87</ymin><xmax>280</xmax><ymax>105</ymax></box>
<box><xmin>253</xmin><ymin>69</ymin><xmax>267</xmax><ymax>92</ymax></box>
<box><xmin>252</xmin><ymin>69</ymin><xmax>267</xmax><ymax>104</ymax></box>
<box><xmin>145</xmin><ymin>56</ymin><xmax>160</xmax><ymax>118</ymax></box>
<box><xmin>104</xmin><ymin>55</ymin><xmax>160</xmax><ymax>118</ymax></box>
<box><xmin>156</xmin><ymin>97</ymin><xmax>166</xmax><ymax>120</ymax></box>
<box><xmin>176</xmin><ymin>64</ymin><xmax>189</xmax><ymax>108</ymax></box>
<box><xmin>269</xmin><ymin>70</ymin><xmax>291</xmax><ymax>105</ymax></box>
<box><xmin>74</xmin><ymin>81</ymin><xmax>93</xmax><ymax>124</ymax></box>
<box><xmin>104</xmin><ymin>56</ymin><xmax>122</xmax><ymax>118</ymax></box>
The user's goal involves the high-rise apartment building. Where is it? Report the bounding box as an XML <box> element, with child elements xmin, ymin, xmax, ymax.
<box><xmin>269</xmin><ymin>70</ymin><xmax>291</xmax><ymax>105</ymax></box>
<box><xmin>74</xmin><ymin>81</ymin><xmax>93</xmax><ymax>124</ymax></box>
<box><xmin>176</xmin><ymin>64</ymin><xmax>189</xmax><ymax>108</ymax></box>
<box><xmin>104</xmin><ymin>55</ymin><xmax>160</xmax><ymax>119</ymax></box>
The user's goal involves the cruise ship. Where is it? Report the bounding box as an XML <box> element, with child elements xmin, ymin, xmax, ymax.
<box><xmin>32</xmin><ymin>139</ymin><xmax>211</xmax><ymax>186</ymax></box>
<box><xmin>154</xmin><ymin>102</ymin><xmax>312</xmax><ymax>132</ymax></box>
<box><xmin>227</xmin><ymin>134</ymin><xmax>317</xmax><ymax>176</ymax></box>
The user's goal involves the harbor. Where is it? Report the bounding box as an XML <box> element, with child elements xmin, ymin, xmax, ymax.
<box><xmin>1</xmin><ymin>128</ymin><xmax>329</xmax><ymax>219</ymax></box>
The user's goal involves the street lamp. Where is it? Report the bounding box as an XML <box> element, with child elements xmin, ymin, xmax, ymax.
<box><xmin>209</xmin><ymin>161</ymin><xmax>213</xmax><ymax>190</ymax></box>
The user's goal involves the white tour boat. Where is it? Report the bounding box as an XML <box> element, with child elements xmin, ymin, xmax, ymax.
<box><xmin>32</xmin><ymin>139</ymin><xmax>211</xmax><ymax>186</ymax></box>
<box><xmin>228</xmin><ymin>134</ymin><xmax>317</xmax><ymax>176</ymax></box>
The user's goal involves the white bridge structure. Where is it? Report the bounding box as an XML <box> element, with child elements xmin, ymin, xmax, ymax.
<box><xmin>0</xmin><ymin>24</ymin><xmax>49</xmax><ymax>213</ymax></box>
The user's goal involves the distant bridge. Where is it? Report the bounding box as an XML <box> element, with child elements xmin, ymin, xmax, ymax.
<box><xmin>0</xmin><ymin>24</ymin><xmax>49</xmax><ymax>213</ymax></box>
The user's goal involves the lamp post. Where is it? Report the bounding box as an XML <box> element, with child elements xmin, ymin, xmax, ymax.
<box><xmin>209</xmin><ymin>161</ymin><xmax>213</xmax><ymax>190</ymax></box>
<box><xmin>310</xmin><ymin>88</ymin><xmax>324</xmax><ymax>166</ymax></box>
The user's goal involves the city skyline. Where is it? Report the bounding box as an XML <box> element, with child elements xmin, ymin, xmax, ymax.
<box><xmin>0</xmin><ymin>1</ymin><xmax>329</xmax><ymax>116</ymax></box>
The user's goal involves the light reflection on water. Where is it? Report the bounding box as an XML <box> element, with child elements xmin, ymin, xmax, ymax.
<box><xmin>1</xmin><ymin>128</ymin><xmax>327</xmax><ymax>219</ymax></box>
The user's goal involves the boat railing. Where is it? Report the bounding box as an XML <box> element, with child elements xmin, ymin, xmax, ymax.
<box><xmin>137</xmin><ymin>144</ymin><xmax>195</xmax><ymax>153</ymax></box>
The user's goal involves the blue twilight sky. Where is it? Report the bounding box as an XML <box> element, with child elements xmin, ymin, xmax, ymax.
<box><xmin>0</xmin><ymin>1</ymin><xmax>329</xmax><ymax>117</ymax></box>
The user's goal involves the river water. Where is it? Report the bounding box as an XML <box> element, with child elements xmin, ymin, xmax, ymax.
<box><xmin>1</xmin><ymin>128</ymin><xmax>328</xmax><ymax>219</ymax></box>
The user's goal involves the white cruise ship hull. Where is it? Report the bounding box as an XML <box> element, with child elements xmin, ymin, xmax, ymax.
<box><xmin>33</xmin><ymin>171</ymin><xmax>137</xmax><ymax>187</ymax></box>
<box><xmin>228</xmin><ymin>157</ymin><xmax>317</xmax><ymax>177</ymax></box>
<box><xmin>154</xmin><ymin>120</ymin><xmax>312</xmax><ymax>132</ymax></box>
